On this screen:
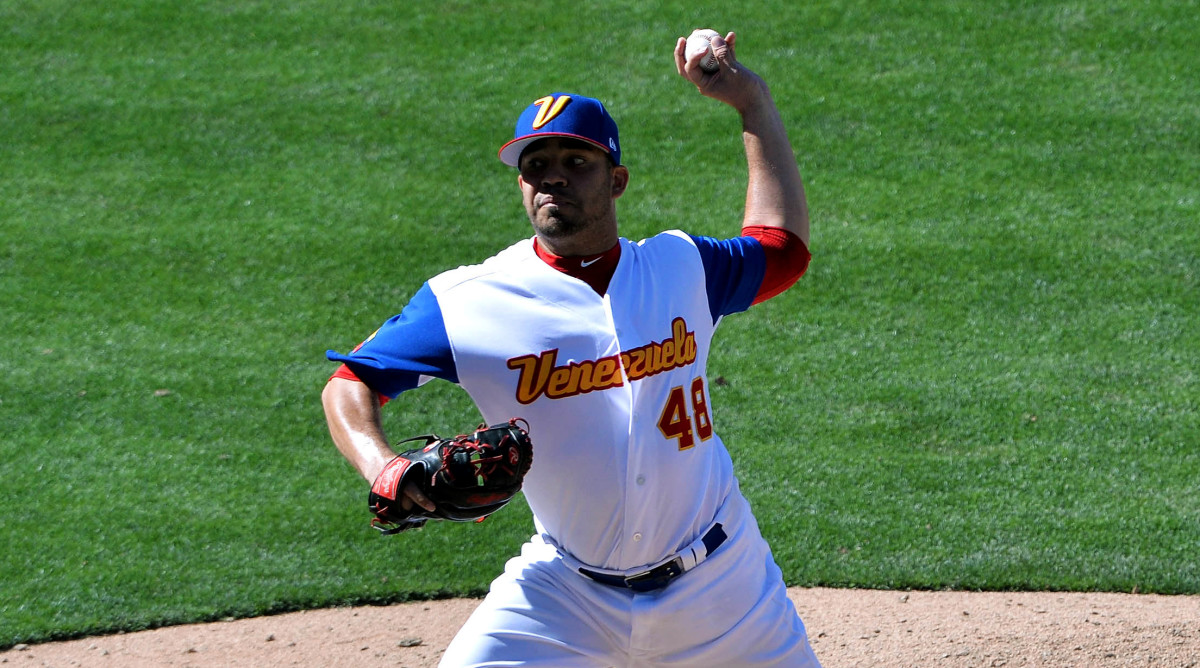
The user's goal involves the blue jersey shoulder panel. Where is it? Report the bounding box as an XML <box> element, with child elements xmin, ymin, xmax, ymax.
<box><xmin>688</xmin><ymin>234</ymin><xmax>766</xmax><ymax>322</ymax></box>
<box><xmin>325</xmin><ymin>282</ymin><xmax>458</xmax><ymax>398</ymax></box>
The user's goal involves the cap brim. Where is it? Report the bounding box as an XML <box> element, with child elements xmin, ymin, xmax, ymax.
<box><xmin>498</xmin><ymin>132</ymin><xmax>613</xmax><ymax>167</ymax></box>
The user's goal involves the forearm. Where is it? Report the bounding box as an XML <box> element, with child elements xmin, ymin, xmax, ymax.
<box><xmin>739</xmin><ymin>87</ymin><xmax>809</xmax><ymax>245</ymax></box>
<box><xmin>321</xmin><ymin>377</ymin><xmax>395</xmax><ymax>482</ymax></box>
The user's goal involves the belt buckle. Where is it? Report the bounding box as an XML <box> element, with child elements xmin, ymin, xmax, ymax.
<box><xmin>624</xmin><ymin>557</ymin><xmax>683</xmax><ymax>592</ymax></box>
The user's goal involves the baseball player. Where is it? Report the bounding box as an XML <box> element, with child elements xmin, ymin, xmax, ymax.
<box><xmin>322</xmin><ymin>32</ymin><xmax>821</xmax><ymax>667</ymax></box>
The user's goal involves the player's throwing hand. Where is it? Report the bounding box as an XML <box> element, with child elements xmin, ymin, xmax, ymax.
<box><xmin>674</xmin><ymin>31</ymin><xmax>769</xmax><ymax>114</ymax></box>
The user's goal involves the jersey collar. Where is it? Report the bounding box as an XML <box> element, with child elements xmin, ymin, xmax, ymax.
<box><xmin>532</xmin><ymin>238</ymin><xmax>622</xmax><ymax>296</ymax></box>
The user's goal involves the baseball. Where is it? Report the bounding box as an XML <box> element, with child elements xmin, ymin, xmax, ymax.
<box><xmin>685</xmin><ymin>28</ymin><xmax>721</xmax><ymax>73</ymax></box>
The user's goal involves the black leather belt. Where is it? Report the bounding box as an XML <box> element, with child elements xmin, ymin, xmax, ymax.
<box><xmin>578</xmin><ymin>524</ymin><xmax>727</xmax><ymax>592</ymax></box>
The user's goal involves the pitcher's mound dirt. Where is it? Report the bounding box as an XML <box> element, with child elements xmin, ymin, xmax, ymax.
<box><xmin>4</xmin><ymin>588</ymin><xmax>1198</xmax><ymax>667</ymax></box>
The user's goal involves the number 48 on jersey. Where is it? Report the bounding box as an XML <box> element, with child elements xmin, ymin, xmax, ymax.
<box><xmin>657</xmin><ymin>377</ymin><xmax>713</xmax><ymax>450</ymax></box>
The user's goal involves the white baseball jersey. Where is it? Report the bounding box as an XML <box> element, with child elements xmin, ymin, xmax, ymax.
<box><xmin>331</xmin><ymin>230</ymin><xmax>753</xmax><ymax>567</ymax></box>
<box><xmin>329</xmin><ymin>230</ymin><xmax>820</xmax><ymax>666</ymax></box>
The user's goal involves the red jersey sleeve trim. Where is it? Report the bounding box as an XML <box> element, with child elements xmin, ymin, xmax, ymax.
<box><xmin>743</xmin><ymin>226</ymin><xmax>811</xmax><ymax>305</ymax></box>
<box><xmin>329</xmin><ymin>364</ymin><xmax>390</xmax><ymax>407</ymax></box>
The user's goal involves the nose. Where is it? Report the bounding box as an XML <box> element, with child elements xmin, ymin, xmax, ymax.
<box><xmin>540</xmin><ymin>164</ymin><xmax>568</xmax><ymax>188</ymax></box>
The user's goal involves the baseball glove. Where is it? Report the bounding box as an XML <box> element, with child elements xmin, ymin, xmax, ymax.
<box><xmin>367</xmin><ymin>418</ymin><xmax>533</xmax><ymax>534</ymax></box>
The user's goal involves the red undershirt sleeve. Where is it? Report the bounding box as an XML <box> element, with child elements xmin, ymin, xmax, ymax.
<box><xmin>743</xmin><ymin>225</ymin><xmax>811</xmax><ymax>304</ymax></box>
<box><xmin>328</xmin><ymin>364</ymin><xmax>390</xmax><ymax>406</ymax></box>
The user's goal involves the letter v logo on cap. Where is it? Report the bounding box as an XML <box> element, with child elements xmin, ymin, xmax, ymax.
<box><xmin>531</xmin><ymin>95</ymin><xmax>572</xmax><ymax>129</ymax></box>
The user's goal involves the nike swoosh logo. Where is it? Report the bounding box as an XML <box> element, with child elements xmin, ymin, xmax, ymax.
<box><xmin>580</xmin><ymin>257</ymin><xmax>601</xmax><ymax>268</ymax></box>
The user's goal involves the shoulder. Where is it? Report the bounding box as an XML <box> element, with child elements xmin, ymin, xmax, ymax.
<box><xmin>627</xmin><ymin>230</ymin><xmax>703</xmax><ymax>262</ymax></box>
<box><xmin>634</xmin><ymin>230</ymin><xmax>762</xmax><ymax>258</ymax></box>
<box><xmin>428</xmin><ymin>238</ymin><xmax>537</xmax><ymax>294</ymax></box>
<box><xmin>631</xmin><ymin>231</ymin><xmax>764</xmax><ymax>276</ymax></box>
<box><xmin>634</xmin><ymin>229</ymin><xmax>698</xmax><ymax>249</ymax></box>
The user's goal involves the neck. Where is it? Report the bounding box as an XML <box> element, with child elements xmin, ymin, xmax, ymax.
<box><xmin>533</xmin><ymin>238</ymin><xmax>621</xmax><ymax>295</ymax></box>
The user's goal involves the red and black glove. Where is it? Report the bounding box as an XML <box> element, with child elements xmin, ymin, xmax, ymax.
<box><xmin>367</xmin><ymin>418</ymin><xmax>533</xmax><ymax>534</ymax></box>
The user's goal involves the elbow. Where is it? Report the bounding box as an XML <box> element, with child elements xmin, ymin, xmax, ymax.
<box><xmin>785</xmin><ymin>211</ymin><xmax>809</xmax><ymax>247</ymax></box>
<box><xmin>323</xmin><ymin>374</ymin><xmax>388</xmax><ymax>412</ymax></box>
<box><xmin>321</xmin><ymin>377</ymin><xmax>348</xmax><ymax>423</ymax></box>
<box><xmin>745</xmin><ymin>225</ymin><xmax>812</xmax><ymax>305</ymax></box>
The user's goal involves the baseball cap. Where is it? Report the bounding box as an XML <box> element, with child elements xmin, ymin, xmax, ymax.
<box><xmin>498</xmin><ymin>93</ymin><xmax>621</xmax><ymax>167</ymax></box>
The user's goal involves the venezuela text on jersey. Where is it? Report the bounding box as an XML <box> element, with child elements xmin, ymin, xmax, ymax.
<box><xmin>506</xmin><ymin>318</ymin><xmax>698</xmax><ymax>404</ymax></box>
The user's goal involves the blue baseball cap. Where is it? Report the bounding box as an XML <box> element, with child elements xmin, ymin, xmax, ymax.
<box><xmin>498</xmin><ymin>93</ymin><xmax>621</xmax><ymax>167</ymax></box>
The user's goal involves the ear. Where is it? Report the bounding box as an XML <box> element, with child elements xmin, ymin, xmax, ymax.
<box><xmin>611</xmin><ymin>166</ymin><xmax>630</xmax><ymax>199</ymax></box>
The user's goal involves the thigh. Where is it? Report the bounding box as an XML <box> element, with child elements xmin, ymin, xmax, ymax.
<box><xmin>440</xmin><ymin>542</ymin><xmax>630</xmax><ymax>668</ymax></box>
<box><xmin>655</xmin><ymin>565</ymin><xmax>821</xmax><ymax>667</ymax></box>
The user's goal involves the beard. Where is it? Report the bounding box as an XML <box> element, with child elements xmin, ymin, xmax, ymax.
<box><xmin>532</xmin><ymin>206</ymin><xmax>590</xmax><ymax>239</ymax></box>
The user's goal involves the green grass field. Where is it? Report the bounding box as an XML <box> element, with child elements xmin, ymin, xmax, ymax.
<box><xmin>2</xmin><ymin>0</ymin><xmax>1197</xmax><ymax>648</ymax></box>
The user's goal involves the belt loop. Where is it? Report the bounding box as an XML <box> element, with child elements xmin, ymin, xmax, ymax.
<box><xmin>702</xmin><ymin>524</ymin><xmax>726</xmax><ymax>555</ymax></box>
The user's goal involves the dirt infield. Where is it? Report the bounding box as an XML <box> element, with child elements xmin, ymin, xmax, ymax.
<box><xmin>5</xmin><ymin>588</ymin><xmax>1198</xmax><ymax>667</ymax></box>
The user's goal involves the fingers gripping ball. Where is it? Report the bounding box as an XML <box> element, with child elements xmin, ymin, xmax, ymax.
<box><xmin>685</xmin><ymin>28</ymin><xmax>721</xmax><ymax>73</ymax></box>
<box><xmin>368</xmin><ymin>419</ymin><xmax>534</xmax><ymax>534</ymax></box>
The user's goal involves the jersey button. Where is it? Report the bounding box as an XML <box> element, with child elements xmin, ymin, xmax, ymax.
<box><xmin>636</xmin><ymin>475</ymin><xmax>646</xmax><ymax>485</ymax></box>
<box><xmin>633</xmin><ymin>532</ymin><xmax>643</xmax><ymax>542</ymax></box>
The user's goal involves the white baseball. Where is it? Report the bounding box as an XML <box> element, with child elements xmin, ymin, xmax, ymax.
<box><xmin>685</xmin><ymin>28</ymin><xmax>721</xmax><ymax>73</ymax></box>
